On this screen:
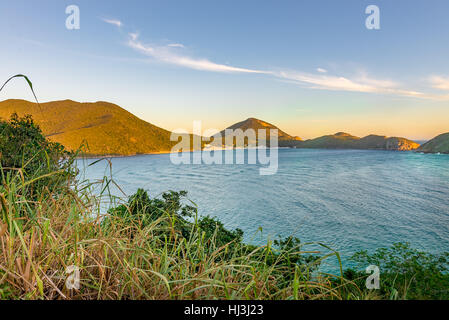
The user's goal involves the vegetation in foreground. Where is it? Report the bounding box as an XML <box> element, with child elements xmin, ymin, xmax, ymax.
<box><xmin>1</xmin><ymin>112</ymin><xmax>448</xmax><ymax>299</ymax></box>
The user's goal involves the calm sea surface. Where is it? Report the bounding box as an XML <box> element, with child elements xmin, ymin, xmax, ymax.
<box><xmin>77</xmin><ymin>149</ymin><xmax>449</xmax><ymax>268</ymax></box>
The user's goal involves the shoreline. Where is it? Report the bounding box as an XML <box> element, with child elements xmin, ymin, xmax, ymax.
<box><xmin>74</xmin><ymin>147</ymin><xmax>443</xmax><ymax>160</ymax></box>
<box><xmin>76</xmin><ymin>146</ymin><xmax>291</xmax><ymax>159</ymax></box>
<box><xmin>77</xmin><ymin>150</ymin><xmax>174</xmax><ymax>160</ymax></box>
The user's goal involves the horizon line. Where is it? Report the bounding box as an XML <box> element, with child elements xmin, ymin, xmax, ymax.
<box><xmin>0</xmin><ymin>97</ymin><xmax>441</xmax><ymax>142</ymax></box>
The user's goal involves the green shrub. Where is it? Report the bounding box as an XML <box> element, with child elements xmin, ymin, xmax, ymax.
<box><xmin>344</xmin><ymin>242</ymin><xmax>449</xmax><ymax>299</ymax></box>
<box><xmin>105</xmin><ymin>188</ymin><xmax>321</xmax><ymax>291</ymax></box>
<box><xmin>0</xmin><ymin>113</ymin><xmax>76</xmax><ymax>201</ymax></box>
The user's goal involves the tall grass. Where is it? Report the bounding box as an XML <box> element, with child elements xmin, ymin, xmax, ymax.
<box><xmin>0</xmin><ymin>156</ymin><xmax>372</xmax><ymax>300</ymax></box>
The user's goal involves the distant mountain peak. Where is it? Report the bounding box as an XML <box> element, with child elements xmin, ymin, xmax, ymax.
<box><xmin>220</xmin><ymin>117</ymin><xmax>302</xmax><ymax>143</ymax></box>
<box><xmin>363</xmin><ymin>134</ymin><xmax>387</xmax><ymax>139</ymax></box>
<box><xmin>334</xmin><ymin>132</ymin><xmax>354</xmax><ymax>137</ymax></box>
<box><xmin>300</xmin><ymin>131</ymin><xmax>419</xmax><ymax>151</ymax></box>
<box><xmin>239</xmin><ymin>118</ymin><xmax>277</xmax><ymax>128</ymax></box>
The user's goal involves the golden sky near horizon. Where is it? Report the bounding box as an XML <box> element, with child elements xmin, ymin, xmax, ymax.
<box><xmin>146</xmin><ymin>103</ymin><xmax>449</xmax><ymax>142</ymax></box>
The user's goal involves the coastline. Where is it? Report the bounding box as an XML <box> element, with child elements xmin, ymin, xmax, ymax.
<box><xmin>74</xmin><ymin>146</ymin><xmax>441</xmax><ymax>160</ymax></box>
<box><xmin>77</xmin><ymin>150</ymin><xmax>175</xmax><ymax>160</ymax></box>
<box><xmin>76</xmin><ymin>146</ymin><xmax>291</xmax><ymax>159</ymax></box>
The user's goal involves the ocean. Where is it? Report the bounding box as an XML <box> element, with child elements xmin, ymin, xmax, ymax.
<box><xmin>77</xmin><ymin>148</ymin><xmax>449</xmax><ymax>269</ymax></box>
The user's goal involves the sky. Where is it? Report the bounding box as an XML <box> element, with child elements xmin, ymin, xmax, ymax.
<box><xmin>1</xmin><ymin>0</ymin><xmax>449</xmax><ymax>140</ymax></box>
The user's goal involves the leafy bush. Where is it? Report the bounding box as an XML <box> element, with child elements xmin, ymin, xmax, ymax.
<box><xmin>107</xmin><ymin>188</ymin><xmax>243</xmax><ymax>244</ymax></box>
<box><xmin>105</xmin><ymin>188</ymin><xmax>320</xmax><ymax>291</ymax></box>
<box><xmin>344</xmin><ymin>242</ymin><xmax>449</xmax><ymax>299</ymax></box>
<box><xmin>197</xmin><ymin>215</ymin><xmax>243</xmax><ymax>248</ymax></box>
<box><xmin>0</xmin><ymin>113</ymin><xmax>76</xmax><ymax>200</ymax></box>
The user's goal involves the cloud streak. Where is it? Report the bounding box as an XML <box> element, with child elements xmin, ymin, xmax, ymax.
<box><xmin>126</xmin><ymin>33</ymin><xmax>428</xmax><ymax>98</ymax></box>
<box><xmin>98</xmin><ymin>23</ymin><xmax>447</xmax><ymax>100</ymax></box>
<box><xmin>167</xmin><ymin>43</ymin><xmax>185</xmax><ymax>48</ymax></box>
<box><xmin>430</xmin><ymin>75</ymin><xmax>449</xmax><ymax>91</ymax></box>
<box><xmin>129</xmin><ymin>32</ymin><xmax>139</xmax><ymax>41</ymax></box>
<box><xmin>102</xmin><ymin>18</ymin><xmax>123</xmax><ymax>28</ymax></box>
<box><xmin>128</xmin><ymin>34</ymin><xmax>268</xmax><ymax>74</ymax></box>
<box><xmin>274</xmin><ymin>71</ymin><xmax>425</xmax><ymax>98</ymax></box>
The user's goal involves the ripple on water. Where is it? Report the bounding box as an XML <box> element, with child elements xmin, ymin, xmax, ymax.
<box><xmin>78</xmin><ymin>149</ymin><xmax>449</xmax><ymax>269</ymax></box>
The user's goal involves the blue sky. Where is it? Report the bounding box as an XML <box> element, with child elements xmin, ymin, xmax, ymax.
<box><xmin>1</xmin><ymin>0</ymin><xmax>449</xmax><ymax>139</ymax></box>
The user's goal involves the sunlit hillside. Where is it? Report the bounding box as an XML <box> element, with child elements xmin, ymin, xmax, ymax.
<box><xmin>0</xmin><ymin>99</ymin><xmax>179</xmax><ymax>156</ymax></box>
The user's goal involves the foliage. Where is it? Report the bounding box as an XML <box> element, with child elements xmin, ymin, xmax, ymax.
<box><xmin>197</xmin><ymin>215</ymin><xmax>243</xmax><ymax>248</ymax></box>
<box><xmin>0</xmin><ymin>113</ymin><xmax>76</xmax><ymax>201</ymax></box>
<box><xmin>108</xmin><ymin>188</ymin><xmax>246</xmax><ymax>248</ymax></box>
<box><xmin>105</xmin><ymin>186</ymin><xmax>322</xmax><ymax>292</ymax></box>
<box><xmin>344</xmin><ymin>242</ymin><xmax>449</xmax><ymax>299</ymax></box>
<box><xmin>105</xmin><ymin>188</ymin><xmax>195</xmax><ymax>238</ymax></box>
<box><xmin>271</xmin><ymin>236</ymin><xmax>320</xmax><ymax>281</ymax></box>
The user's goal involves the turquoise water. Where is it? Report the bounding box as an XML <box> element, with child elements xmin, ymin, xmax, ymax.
<box><xmin>78</xmin><ymin>149</ymin><xmax>449</xmax><ymax>267</ymax></box>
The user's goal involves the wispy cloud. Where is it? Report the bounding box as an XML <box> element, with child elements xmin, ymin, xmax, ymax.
<box><xmin>430</xmin><ymin>75</ymin><xmax>449</xmax><ymax>91</ymax></box>
<box><xmin>128</xmin><ymin>32</ymin><xmax>139</xmax><ymax>41</ymax></box>
<box><xmin>103</xmin><ymin>26</ymin><xmax>447</xmax><ymax>100</ymax></box>
<box><xmin>274</xmin><ymin>71</ymin><xmax>424</xmax><ymax>98</ymax></box>
<box><xmin>102</xmin><ymin>18</ymin><xmax>123</xmax><ymax>28</ymax></box>
<box><xmin>167</xmin><ymin>43</ymin><xmax>185</xmax><ymax>48</ymax></box>
<box><xmin>126</xmin><ymin>33</ymin><xmax>427</xmax><ymax>98</ymax></box>
<box><xmin>127</xmin><ymin>34</ymin><xmax>267</xmax><ymax>74</ymax></box>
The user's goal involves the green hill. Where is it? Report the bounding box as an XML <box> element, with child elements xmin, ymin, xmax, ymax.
<box><xmin>299</xmin><ymin>133</ymin><xmax>419</xmax><ymax>151</ymax></box>
<box><xmin>0</xmin><ymin>99</ymin><xmax>185</xmax><ymax>156</ymax></box>
<box><xmin>417</xmin><ymin>132</ymin><xmax>449</xmax><ymax>154</ymax></box>
<box><xmin>355</xmin><ymin>135</ymin><xmax>420</xmax><ymax>151</ymax></box>
<box><xmin>300</xmin><ymin>132</ymin><xmax>359</xmax><ymax>148</ymax></box>
<box><xmin>0</xmin><ymin>99</ymin><xmax>422</xmax><ymax>155</ymax></box>
<box><xmin>216</xmin><ymin>117</ymin><xmax>302</xmax><ymax>147</ymax></box>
